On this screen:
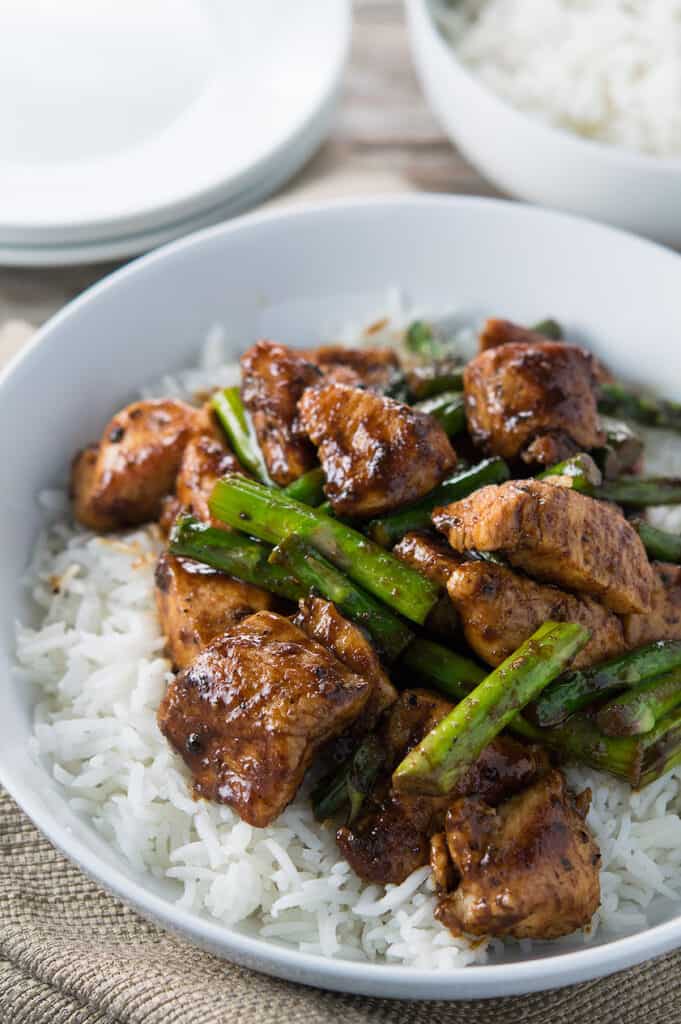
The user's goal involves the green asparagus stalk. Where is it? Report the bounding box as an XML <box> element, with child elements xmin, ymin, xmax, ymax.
<box><xmin>593</xmin><ymin>415</ymin><xmax>644</xmax><ymax>477</ymax></box>
<box><xmin>640</xmin><ymin>713</ymin><xmax>681</xmax><ymax>787</ymax></box>
<box><xmin>310</xmin><ymin>761</ymin><xmax>352</xmax><ymax>821</ymax></box>
<box><xmin>347</xmin><ymin>735</ymin><xmax>386</xmax><ymax>822</ymax></box>
<box><xmin>530</xmin><ymin>318</ymin><xmax>563</xmax><ymax>340</ymax></box>
<box><xmin>393</xmin><ymin>622</ymin><xmax>590</xmax><ymax>795</ymax></box>
<box><xmin>211</xmin><ymin>387</ymin><xmax>270</xmax><ymax>483</ymax></box>
<box><xmin>399</xmin><ymin>636</ymin><xmax>485</xmax><ymax>700</ymax></box>
<box><xmin>540</xmin><ymin>455</ymin><xmax>681</xmax><ymax>507</ymax></box>
<box><xmin>539</xmin><ymin>453</ymin><xmax>603</xmax><ymax>493</ymax></box>
<box><xmin>599</xmin><ymin>382</ymin><xmax>681</xmax><ymax>434</ymax></box>
<box><xmin>168</xmin><ymin>515</ymin><xmax>305</xmax><ymax>602</ymax></box>
<box><xmin>533</xmin><ymin>640</ymin><xmax>681</xmax><ymax>727</ymax></box>
<box><xmin>414</xmin><ymin>391</ymin><xmax>466</xmax><ymax>436</ymax></box>
<box><xmin>596</xmin><ymin>671</ymin><xmax>681</xmax><ymax>737</ymax></box>
<box><xmin>311</xmin><ymin>734</ymin><xmax>386</xmax><ymax>822</ymax></box>
<box><xmin>634</xmin><ymin>520</ymin><xmax>681</xmax><ymax>564</ymax></box>
<box><xmin>209</xmin><ymin>474</ymin><xmax>439</xmax><ymax>624</ymax></box>
<box><xmin>405</xmin><ymin>320</ymin><xmax>461</xmax><ymax>362</ymax></box>
<box><xmin>403</xmin><ymin>643</ymin><xmax>681</xmax><ymax>784</ymax></box>
<box><xmin>269</xmin><ymin>535</ymin><xmax>414</xmax><ymax>661</ymax></box>
<box><xmin>366</xmin><ymin>458</ymin><xmax>510</xmax><ymax>548</ymax></box>
<box><xmin>282</xmin><ymin>467</ymin><xmax>326</xmax><ymax>506</ymax></box>
<box><xmin>596</xmin><ymin>476</ymin><xmax>681</xmax><ymax>507</ymax></box>
<box><xmin>405</xmin><ymin>358</ymin><xmax>466</xmax><ymax>400</ymax></box>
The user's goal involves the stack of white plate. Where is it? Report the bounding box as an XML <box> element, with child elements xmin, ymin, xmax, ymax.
<box><xmin>0</xmin><ymin>0</ymin><xmax>350</xmax><ymax>266</ymax></box>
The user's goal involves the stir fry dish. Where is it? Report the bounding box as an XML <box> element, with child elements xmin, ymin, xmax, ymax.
<box><xmin>70</xmin><ymin>317</ymin><xmax>681</xmax><ymax>944</ymax></box>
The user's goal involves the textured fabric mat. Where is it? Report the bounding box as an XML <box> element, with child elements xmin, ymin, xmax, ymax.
<box><xmin>0</xmin><ymin>787</ymin><xmax>676</xmax><ymax>1022</ymax></box>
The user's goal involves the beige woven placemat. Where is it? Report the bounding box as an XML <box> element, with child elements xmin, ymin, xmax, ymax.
<box><xmin>0</xmin><ymin>319</ymin><xmax>676</xmax><ymax>1022</ymax></box>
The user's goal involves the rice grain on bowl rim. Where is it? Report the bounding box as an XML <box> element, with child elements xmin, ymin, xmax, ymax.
<box><xmin>16</xmin><ymin>326</ymin><xmax>681</xmax><ymax>970</ymax></box>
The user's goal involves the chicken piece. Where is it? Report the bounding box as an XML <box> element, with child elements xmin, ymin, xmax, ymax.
<box><xmin>434</xmin><ymin>770</ymin><xmax>600</xmax><ymax>940</ymax></box>
<box><xmin>305</xmin><ymin>345</ymin><xmax>401</xmax><ymax>393</ymax></box>
<box><xmin>174</xmin><ymin>433</ymin><xmax>241</xmax><ymax>523</ymax></box>
<box><xmin>434</xmin><ymin>479</ymin><xmax>654</xmax><ymax>614</ymax></box>
<box><xmin>240</xmin><ymin>340</ymin><xmax>321</xmax><ymax>486</ymax></box>
<box><xmin>294</xmin><ymin>597</ymin><xmax>397</xmax><ymax>741</ymax></box>
<box><xmin>393</xmin><ymin>531</ymin><xmax>463</xmax><ymax>587</ymax></box>
<box><xmin>447</xmin><ymin>560</ymin><xmax>626</xmax><ymax>669</ymax></box>
<box><xmin>298</xmin><ymin>383</ymin><xmax>456</xmax><ymax>518</ymax></box>
<box><xmin>464</xmin><ymin>341</ymin><xmax>604</xmax><ymax>465</ymax></box>
<box><xmin>154</xmin><ymin>553</ymin><xmax>279</xmax><ymax>670</ymax></box>
<box><xmin>336</xmin><ymin>689</ymin><xmax>548</xmax><ymax>885</ymax></box>
<box><xmin>393</xmin><ymin>532</ymin><xmax>463</xmax><ymax>639</ymax></box>
<box><xmin>71</xmin><ymin>399</ymin><xmax>202</xmax><ymax>531</ymax></box>
<box><xmin>478</xmin><ymin>318</ymin><xmax>551</xmax><ymax>353</ymax></box>
<box><xmin>157</xmin><ymin>611</ymin><xmax>370</xmax><ymax>827</ymax></box>
<box><xmin>623</xmin><ymin>562</ymin><xmax>681</xmax><ymax>648</ymax></box>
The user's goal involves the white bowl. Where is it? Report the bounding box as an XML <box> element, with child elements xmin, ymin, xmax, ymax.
<box><xmin>406</xmin><ymin>0</ymin><xmax>681</xmax><ymax>248</ymax></box>
<box><xmin>2</xmin><ymin>196</ymin><xmax>681</xmax><ymax>1000</ymax></box>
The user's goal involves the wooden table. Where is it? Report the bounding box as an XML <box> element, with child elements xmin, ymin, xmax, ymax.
<box><xmin>0</xmin><ymin>0</ymin><xmax>499</xmax><ymax>358</ymax></box>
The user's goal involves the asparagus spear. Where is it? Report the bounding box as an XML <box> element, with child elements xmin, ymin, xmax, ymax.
<box><xmin>596</xmin><ymin>671</ymin><xmax>681</xmax><ymax>737</ymax></box>
<box><xmin>366</xmin><ymin>457</ymin><xmax>510</xmax><ymax>548</ymax></box>
<box><xmin>211</xmin><ymin>387</ymin><xmax>270</xmax><ymax>483</ymax></box>
<box><xmin>634</xmin><ymin>520</ymin><xmax>681</xmax><ymax>564</ymax></box>
<box><xmin>393</xmin><ymin>622</ymin><xmax>589</xmax><ymax>795</ymax></box>
<box><xmin>414</xmin><ymin>391</ymin><xmax>466</xmax><ymax>436</ymax></box>
<box><xmin>269</xmin><ymin>535</ymin><xmax>414</xmax><ymax>661</ymax></box>
<box><xmin>400</xmin><ymin>636</ymin><xmax>486</xmax><ymax>700</ymax></box>
<box><xmin>401</xmin><ymin>636</ymin><xmax>680</xmax><ymax>783</ymax></box>
<box><xmin>593</xmin><ymin>415</ymin><xmax>644</xmax><ymax>477</ymax></box>
<box><xmin>530</xmin><ymin>318</ymin><xmax>563</xmax><ymax>340</ymax></box>
<box><xmin>538</xmin><ymin>453</ymin><xmax>603</xmax><ymax>493</ymax></box>
<box><xmin>347</xmin><ymin>735</ymin><xmax>386</xmax><ymax>822</ymax></box>
<box><xmin>599</xmin><ymin>382</ymin><xmax>681</xmax><ymax>434</ymax></box>
<box><xmin>540</xmin><ymin>455</ymin><xmax>681</xmax><ymax>507</ymax></box>
<box><xmin>533</xmin><ymin>640</ymin><xmax>681</xmax><ymax>727</ymax></box>
<box><xmin>282</xmin><ymin>467</ymin><xmax>326</xmax><ymax>506</ymax></box>
<box><xmin>168</xmin><ymin>515</ymin><xmax>305</xmax><ymax>602</ymax></box>
<box><xmin>640</xmin><ymin>712</ymin><xmax>681</xmax><ymax>787</ymax></box>
<box><xmin>405</xmin><ymin>320</ymin><xmax>442</xmax><ymax>359</ymax></box>
<box><xmin>209</xmin><ymin>474</ymin><xmax>439</xmax><ymax>624</ymax></box>
<box><xmin>596</xmin><ymin>476</ymin><xmax>681</xmax><ymax>507</ymax></box>
<box><xmin>311</xmin><ymin>735</ymin><xmax>386</xmax><ymax>822</ymax></box>
<box><xmin>310</xmin><ymin>760</ymin><xmax>352</xmax><ymax>821</ymax></box>
<box><xmin>405</xmin><ymin>358</ymin><xmax>466</xmax><ymax>400</ymax></box>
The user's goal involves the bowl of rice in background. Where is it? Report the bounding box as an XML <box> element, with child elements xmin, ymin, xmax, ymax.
<box><xmin>406</xmin><ymin>0</ymin><xmax>681</xmax><ymax>247</ymax></box>
<box><xmin>3</xmin><ymin>195</ymin><xmax>681</xmax><ymax>1000</ymax></box>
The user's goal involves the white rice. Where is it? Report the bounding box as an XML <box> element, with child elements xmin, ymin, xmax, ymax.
<box><xmin>437</xmin><ymin>0</ymin><xmax>681</xmax><ymax>158</ymax></box>
<box><xmin>16</xmin><ymin>327</ymin><xmax>681</xmax><ymax>969</ymax></box>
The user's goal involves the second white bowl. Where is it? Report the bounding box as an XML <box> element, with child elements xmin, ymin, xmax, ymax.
<box><xmin>406</xmin><ymin>0</ymin><xmax>681</xmax><ymax>248</ymax></box>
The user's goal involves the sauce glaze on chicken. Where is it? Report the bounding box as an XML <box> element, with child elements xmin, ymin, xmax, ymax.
<box><xmin>70</xmin><ymin>314</ymin><xmax>681</xmax><ymax>949</ymax></box>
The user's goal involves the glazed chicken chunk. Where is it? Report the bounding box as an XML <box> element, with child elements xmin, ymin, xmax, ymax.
<box><xmin>336</xmin><ymin>690</ymin><xmax>548</xmax><ymax>885</ymax></box>
<box><xmin>157</xmin><ymin>611</ymin><xmax>371</xmax><ymax>827</ymax></box>
<box><xmin>464</xmin><ymin>341</ymin><xmax>604</xmax><ymax>465</ymax></box>
<box><xmin>298</xmin><ymin>383</ymin><xmax>456</xmax><ymax>517</ymax></box>
<box><xmin>477</xmin><ymin>318</ymin><xmax>554</xmax><ymax>353</ymax></box>
<box><xmin>434</xmin><ymin>770</ymin><xmax>600</xmax><ymax>940</ymax></box>
<box><xmin>294</xmin><ymin>597</ymin><xmax>397</xmax><ymax>742</ymax></box>
<box><xmin>173</xmin><ymin>431</ymin><xmax>241</xmax><ymax>524</ymax></box>
<box><xmin>434</xmin><ymin>479</ymin><xmax>654</xmax><ymax>614</ymax></box>
<box><xmin>446</xmin><ymin>560</ymin><xmax>626</xmax><ymax>669</ymax></box>
<box><xmin>305</xmin><ymin>344</ymin><xmax>401</xmax><ymax>393</ymax></box>
<box><xmin>240</xmin><ymin>340</ymin><xmax>321</xmax><ymax>486</ymax></box>
<box><xmin>154</xmin><ymin>553</ymin><xmax>279</xmax><ymax>670</ymax></box>
<box><xmin>393</xmin><ymin>531</ymin><xmax>463</xmax><ymax>588</ymax></box>
<box><xmin>72</xmin><ymin>399</ymin><xmax>202</xmax><ymax>531</ymax></box>
<box><xmin>623</xmin><ymin>562</ymin><xmax>681</xmax><ymax>648</ymax></box>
